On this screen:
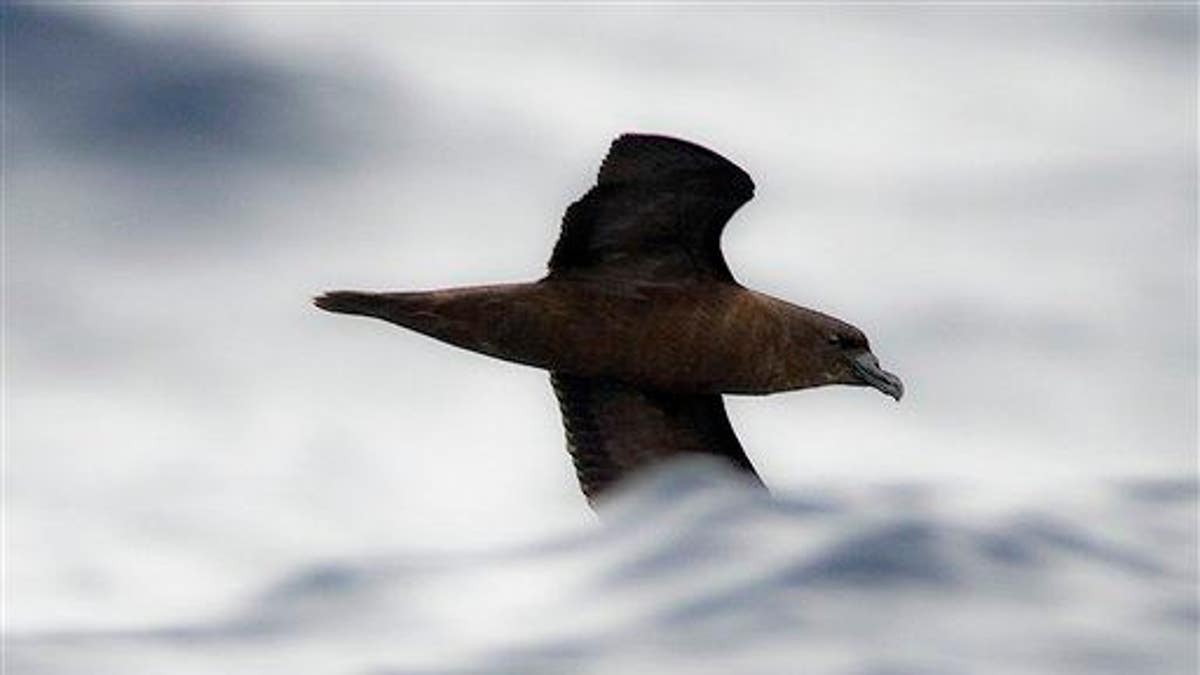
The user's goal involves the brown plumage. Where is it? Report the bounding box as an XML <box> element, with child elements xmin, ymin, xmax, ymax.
<box><xmin>316</xmin><ymin>134</ymin><xmax>903</xmax><ymax>505</ymax></box>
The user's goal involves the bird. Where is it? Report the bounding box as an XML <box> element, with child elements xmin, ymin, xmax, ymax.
<box><xmin>315</xmin><ymin>133</ymin><xmax>903</xmax><ymax>505</ymax></box>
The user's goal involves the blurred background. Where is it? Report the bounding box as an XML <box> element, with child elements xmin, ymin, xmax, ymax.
<box><xmin>5</xmin><ymin>4</ymin><xmax>1196</xmax><ymax>673</ymax></box>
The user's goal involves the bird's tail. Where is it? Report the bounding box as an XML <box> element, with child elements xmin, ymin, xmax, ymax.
<box><xmin>313</xmin><ymin>290</ymin><xmax>409</xmax><ymax>321</ymax></box>
<box><xmin>313</xmin><ymin>284</ymin><xmax>551</xmax><ymax>370</ymax></box>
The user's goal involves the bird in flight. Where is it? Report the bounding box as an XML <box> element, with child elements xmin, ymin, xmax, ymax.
<box><xmin>316</xmin><ymin>134</ymin><xmax>903</xmax><ymax>505</ymax></box>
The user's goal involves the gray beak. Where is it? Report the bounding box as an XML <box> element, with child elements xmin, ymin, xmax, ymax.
<box><xmin>850</xmin><ymin>351</ymin><xmax>905</xmax><ymax>401</ymax></box>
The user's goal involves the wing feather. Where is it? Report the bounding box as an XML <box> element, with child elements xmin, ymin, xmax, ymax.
<box><xmin>547</xmin><ymin>134</ymin><xmax>754</xmax><ymax>283</ymax></box>
<box><xmin>551</xmin><ymin>373</ymin><xmax>760</xmax><ymax>504</ymax></box>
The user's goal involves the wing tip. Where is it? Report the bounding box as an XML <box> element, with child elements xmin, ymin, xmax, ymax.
<box><xmin>600</xmin><ymin>132</ymin><xmax>755</xmax><ymax>196</ymax></box>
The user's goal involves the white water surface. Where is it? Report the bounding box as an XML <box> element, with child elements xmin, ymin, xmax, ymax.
<box><xmin>11</xmin><ymin>460</ymin><xmax>1196</xmax><ymax>674</ymax></box>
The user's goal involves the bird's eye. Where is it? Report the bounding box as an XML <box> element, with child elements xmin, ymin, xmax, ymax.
<box><xmin>829</xmin><ymin>333</ymin><xmax>862</xmax><ymax>349</ymax></box>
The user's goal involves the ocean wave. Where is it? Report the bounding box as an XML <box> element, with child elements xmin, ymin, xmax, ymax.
<box><xmin>11</xmin><ymin>459</ymin><xmax>1196</xmax><ymax>675</ymax></box>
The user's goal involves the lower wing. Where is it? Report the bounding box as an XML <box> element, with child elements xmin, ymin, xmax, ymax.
<box><xmin>550</xmin><ymin>373</ymin><xmax>761</xmax><ymax>505</ymax></box>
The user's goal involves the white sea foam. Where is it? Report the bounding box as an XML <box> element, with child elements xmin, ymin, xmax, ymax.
<box><xmin>11</xmin><ymin>459</ymin><xmax>1196</xmax><ymax>675</ymax></box>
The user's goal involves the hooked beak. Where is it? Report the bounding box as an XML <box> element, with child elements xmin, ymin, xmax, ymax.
<box><xmin>850</xmin><ymin>351</ymin><xmax>904</xmax><ymax>401</ymax></box>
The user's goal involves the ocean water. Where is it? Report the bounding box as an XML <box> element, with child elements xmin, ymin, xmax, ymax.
<box><xmin>11</xmin><ymin>459</ymin><xmax>1196</xmax><ymax>675</ymax></box>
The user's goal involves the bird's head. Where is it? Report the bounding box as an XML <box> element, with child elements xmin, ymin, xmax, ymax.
<box><xmin>786</xmin><ymin>307</ymin><xmax>905</xmax><ymax>401</ymax></box>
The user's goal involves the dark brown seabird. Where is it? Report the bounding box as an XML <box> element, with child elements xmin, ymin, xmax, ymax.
<box><xmin>315</xmin><ymin>134</ymin><xmax>903</xmax><ymax>505</ymax></box>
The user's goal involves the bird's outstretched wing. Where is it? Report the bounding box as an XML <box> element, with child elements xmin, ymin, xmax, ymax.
<box><xmin>547</xmin><ymin>134</ymin><xmax>755</xmax><ymax>283</ymax></box>
<box><xmin>551</xmin><ymin>373</ymin><xmax>760</xmax><ymax>504</ymax></box>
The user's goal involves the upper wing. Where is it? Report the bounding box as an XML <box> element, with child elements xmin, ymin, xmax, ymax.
<box><xmin>547</xmin><ymin>134</ymin><xmax>755</xmax><ymax>283</ymax></box>
<box><xmin>551</xmin><ymin>373</ymin><xmax>761</xmax><ymax>505</ymax></box>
